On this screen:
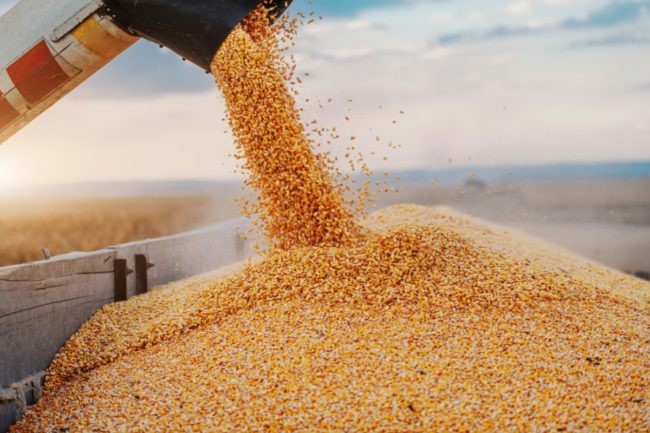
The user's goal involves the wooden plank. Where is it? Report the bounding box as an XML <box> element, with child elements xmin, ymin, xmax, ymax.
<box><xmin>0</xmin><ymin>249</ymin><xmax>116</xmax><ymax>387</ymax></box>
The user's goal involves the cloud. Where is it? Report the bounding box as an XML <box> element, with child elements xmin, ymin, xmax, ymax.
<box><xmin>303</xmin><ymin>19</ymin><xmax>380</xmax><ymax>34</ymax></box>
<box><xmin>293</xmin><ymin>0</ymin><xmax>456</xmax><ymax>17</ymax></box>
<box><xmin>570</xmin><ymin>33</ymin><xmax>650</xmax><ymax>47</ymax></box>
<box><xmin>438</xmin><ymin>25</ymin><xmax>535</xmax><ymax>44</ymax></box>
<box><xmin>562</xmin><ymin>1</ymin><xmax>649</xmax><ymax>28</ymax></box>
<box><xmin>438</xmin><ymin>0</ymin><xmax>649</xmax><ymax>44</ymax></box>
<box><xmin>505</xmin><ymin>0</ymin><xmax>533</xmax><ymax>16</ymax></box>
<box><xmin>540</xmin><ymin>0</ymin><xmax>601</xmax><ymax>4</ymax></box>
<box><xmin>292</xmin><ymin>0</ymin><xmax>409</xmax><ymax>17</ymax></box>
<box><xmin>430</xmin><ymin>12</ymin><xmax>455</xmax><ymax>24</ymax></box>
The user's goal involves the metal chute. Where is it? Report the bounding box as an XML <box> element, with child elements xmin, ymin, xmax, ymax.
<box><xmin>103</xmin><ymin>0</ymin><xmax>292</xmax><ymax>71</ymax></box>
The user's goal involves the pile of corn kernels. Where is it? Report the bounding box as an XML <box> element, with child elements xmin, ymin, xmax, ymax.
<box><xmin>13</xmin><ymin>205</ymin><xmax>649</xmax><ymax>432</ymax></box>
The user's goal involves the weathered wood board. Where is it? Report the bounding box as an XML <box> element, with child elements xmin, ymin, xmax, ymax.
<box><xmin>0</xmin><ymin>250</ymin><xmax>117</xmax><ymax>388</ymax></box>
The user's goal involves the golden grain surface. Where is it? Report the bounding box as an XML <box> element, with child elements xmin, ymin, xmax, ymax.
<box><xmin>13</xmin><ymin>205</ymin><xmax>650</xmax><ymax>433</ymax></box>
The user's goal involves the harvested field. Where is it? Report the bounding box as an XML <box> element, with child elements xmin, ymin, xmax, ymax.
<box><xmin>13</xmin><ymin>205</ymin><xmax>650</xmax><ymax>433</ymax></box>
<box><xmin>0</xmin><ymin>195</ymin><xmax>239</xmax><ymax>267</ymax></box>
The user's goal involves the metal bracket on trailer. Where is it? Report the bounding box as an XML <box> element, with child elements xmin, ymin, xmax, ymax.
<box><xmin>135</xmin><ymin>254</ymin><xmax>155</xmax><ymax>295</ymax></box>
<box><xmin>113</xmin><ymin>258</ymin><xmax>132</xmax><ymax>302</ymax></box>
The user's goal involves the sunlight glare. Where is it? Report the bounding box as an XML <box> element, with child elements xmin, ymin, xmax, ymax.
<box><xmin>0</xmin><ymin>156</ymin><xmax>21</xmax><ymax>192</ymax></box>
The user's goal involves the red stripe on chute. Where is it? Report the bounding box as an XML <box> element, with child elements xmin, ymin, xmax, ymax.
<box><xmin>0</xmin><ymin>93</ymin><xmax>19</xmax><ymax>130</ymax></box>
<box><xmin>7</xmin><ymin>40</ymin><xmax>70</xmax><ymax>105</ymax></box>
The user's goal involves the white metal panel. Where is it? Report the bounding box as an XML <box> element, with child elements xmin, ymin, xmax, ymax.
<box><xmin>0</xmin><ymin>0</ymin><xmax>101</xmax><ymax>65</ymax></box>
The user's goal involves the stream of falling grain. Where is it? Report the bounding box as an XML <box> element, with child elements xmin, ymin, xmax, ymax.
<box><xmin>211</xmin><ymin>7</ymin><xmax>364</xmax><ymax>250</ymax></box>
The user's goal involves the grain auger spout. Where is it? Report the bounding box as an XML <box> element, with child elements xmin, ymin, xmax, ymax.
<box><xmin>0</xmin><ymin>0</ymin><xmax>292</xmax><ymax>145</ymax></box>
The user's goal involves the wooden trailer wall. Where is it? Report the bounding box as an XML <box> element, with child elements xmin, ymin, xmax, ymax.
<box><xmin>0</xmin><ymin>219</ymin><xmax>251</xmax><ymax>432</ymax></box>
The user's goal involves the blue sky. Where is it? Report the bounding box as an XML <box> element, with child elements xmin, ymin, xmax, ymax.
<box><xmin>0</xmin><ymin>0</ymin><xmax>649</xmax><ymax>188</ymax></box>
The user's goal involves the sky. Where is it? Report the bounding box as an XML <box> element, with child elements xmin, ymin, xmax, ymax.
<box><xmin>0</xmin><ymin>0</ymin><xmax>649</xmax><ymax>190</ymax></box>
